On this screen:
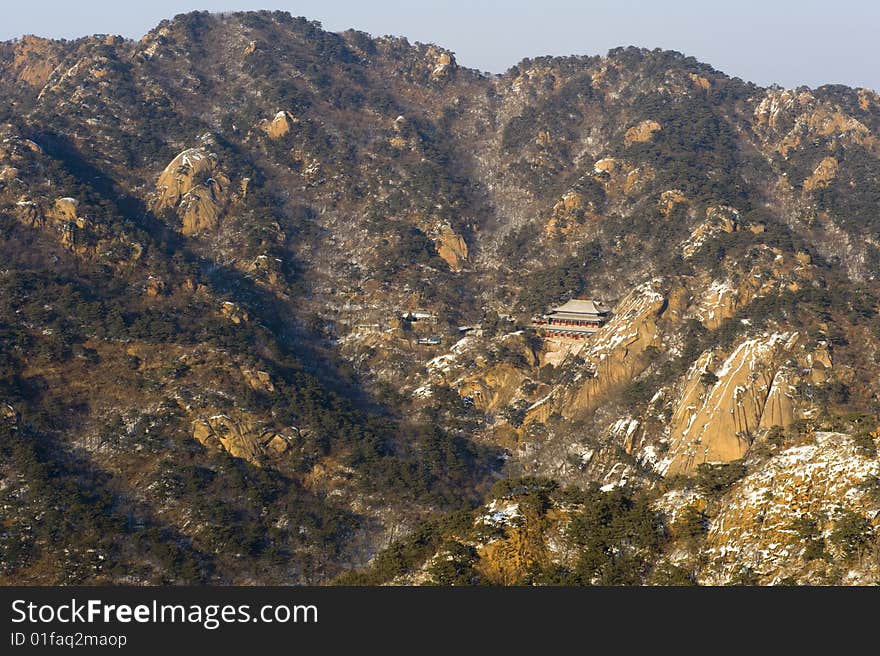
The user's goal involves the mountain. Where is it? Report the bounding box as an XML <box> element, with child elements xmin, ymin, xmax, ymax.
<box><xmin>1</xmin><ymin>10</ymin><xmax>879</xmax><ymax>585</ymax></box>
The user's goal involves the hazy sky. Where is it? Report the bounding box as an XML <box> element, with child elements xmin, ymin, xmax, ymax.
<box><xmin>3</xmin><ymin>1</ymin><xmax>879</xmax><ymax>91</ymax></box>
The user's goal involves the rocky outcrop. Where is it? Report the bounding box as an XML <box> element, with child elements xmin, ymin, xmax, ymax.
<box><xmin>681</xmin><ymin>205</ymin><xmax>739</xmax><ymax>258</ymax></box>
<box><xmin>248</xmin><ymin>254</ymin><xmax>285</xmax><ymax>285</ymax></box>
<box><xmin>427</xmin><ymin>47</ymin><xmax>455</xmax><ymax>81</ymax></box>
<box><xmin>0</xmin><ymin>135</ymin><xmax>42</xmax><ymax>161</ymax></box>
<box><xmin>52</xmin><ymin>197</ymin><xmax>79</xmax><ymax>222</ymax></box>
<box><xmin>13</xmin><ymin>196</ymin><xmax>84</xmax><ymax>230</ymax></box>
<box><xmin>688</xmin><ymin>73</ymin><xmax>711</xmax><ymax>91</ymax></box>
<box><xmin>664</xmin><ymin>335</ymin><xmax>789</xmax><ymax>474</ymax></box>
<box><xmin>459</xmin><ymin>363</ymin><xmax>528</xmax><ymax>413</ymax></box>
<box><xmin>701</xmin><ymin>432</ymin><xmax>880</xmax><ymax>584</ymax></box>
<box><xmin>154</xmin><ymin>148</ymin><xmax>214</xmax><ymax>206</ymax></box>
<box><xmin>544</xmin><ymin>191</ymin><xmax>599</xmax><ymax>236</ymax></box>
<box><xmin>754</xmin><ymin>89</ymin><xmax>878</xmax><ymax>156</ymax></box>
<box><xmin>593</xmin><ymin>157</ymin><xmax>621</xmax><ymax>175</ymax></box>
<box><xmin>857</xmin><ymin>88</ymin><xmax>879</xmax><ymax>111</ymax></box>
<box><xmin>13</xmin><ymin>199</ymin><xmax>44</xmax><ymax>228</ymax></box>
<box><xmin>476</xmin><ymin>517</ymin><xmax>553</xmax><ymax>585</ymax></box>
<box><xmin>803</xmin><ymin>156</ymin><xmax>839</xmax><ymax>192</ymax></box>
<box><xmin>9</xmin><ymin>35</ymin><xmax>63</xmax><ymax>88</ymax></box>
<box><xmin>177</xmin><ymin>182</ymin><xmax>226</xmax><ymax>235</ymax></box>
<box><xmin>2</xmin><ymin>403</ymin><xmax>18</xmax><ymax>423</ymax></box>
<box><xmin>592</xmin><ymin>157</ymin><xmax>654</xmax><ymax>195</ymax></box>
<box><xmin>241</xmin><ymin>368</ymin><xmax>275</xmax><ymax>393</ymax></box>
<box><xmin>434</xmin><ymin>225</ymin><xmax>468</xmax><ymax>271</ymax></box>
<box><xmin>192</xmin><ymin>414</ymin><xmax>293</xmax><ymax>465</ymax></box>
<box><xmin>624</xmin><ymin>120</ymin><xmax>662</xmax><ymax>146</ymax></box>
<box><xmin>389</xmin><ymin>136</ymin><xmax>408</xmax><ymax>149</ymax></box>
<box><xmin>192</xmin><ymin>414</ymin><xmax>262</xmax><ymax>464</ymax></box>
<box><xmin>0</xmin><ymin>165</ymin><xmax>18</xmax><ymax>181</ymax></box>
<box><xmin>152</xmin><ymin>147</ymin><xmax>231</xmax><ymax>236</ymax></box>
<box><xmin>144</xmin><ymin>276</ymin><xmax>165</xmax><ymax>297</ymax></box>
<box><xmin>663</xmin><ymin>332</ymin><xmax>830</xmax><ymax>475</ymax></box>
<box><xmin>220</xmin><ymin>301</ymin><xmax>249</xmax><ymax>324</ymax></box>
<box><xmin>688</xmin><ymin>245</ymin><xmax>814</xmax><ymax>330</ymax></box>
<box><xmin>659</xmin><ymin>189</ymin><xmax>687</xmax><ymax>218</ymax></box>
<box><xmin>258</xmin><ymin>110</ymin><xmax>299</xmax><ymax>138</ymax></box>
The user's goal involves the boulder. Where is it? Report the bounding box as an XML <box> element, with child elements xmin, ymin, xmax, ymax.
<box><xmin>53</xmin><ymin>197</ymin><xmax>79</xmax><ymax>222</ymax></box>
<box><xmin>258</xmin><ymin>110</ymin><xmax>299</xmax><ymax>139</ymax></box>
<box><xmin>144</xmin><ymin>276</ymin><xmax>165</xmax><ymax>297</ymax></box>
<box><xmin>220</xmin><ymin>301</ymin><xmax>249</xmax><ymax>324</ymax></box>
<box><xmin>192</xmin><ymin>415</ymin><xmax>261</xmax><ymax>464</ymax></box>
<box><xmin>153</xmin><ymin>147</ymin><xmax>231</xmax><ymax>236</ymax></box>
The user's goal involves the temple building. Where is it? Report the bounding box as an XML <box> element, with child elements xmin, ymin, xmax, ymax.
<box><xmin>531</xmin><ymin>299</ymin><xmax>609</xmax><ymax>339</ymax></box>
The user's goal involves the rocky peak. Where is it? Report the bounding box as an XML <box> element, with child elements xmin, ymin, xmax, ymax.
<box><xmin>152</xmin><ymin>146</ymin><xmax>231</xmax><ymax>236</ymax></box>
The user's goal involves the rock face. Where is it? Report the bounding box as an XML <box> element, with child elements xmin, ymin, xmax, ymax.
<box><xmin>693</xmin><ymin>282</ymin><xmax>737</xmax><ymax>328</ymax></box>
<box><xmin>434</xmin><ymin>225</ymin><xmax>468</xmax><ymax>271</ymax></box>
<box><xmin>258</xmin><ymin>110</ymin><xmax>298</xmax><ymax>138</ymax></box>
<box><xmin>663</xmin><ymin>332</ymin><xmax>827</xmax><ymax>475</ymax></box>
<box><xmin>545</xmin><ymin>191</ymin><xmax>594</xmax><ymax>235</ymax></box>
<box><xmin>754</xmin><ymin>89</ymin><xmax>878</xmax><ymax>156</ymax></box>
<box><xmin>193</xmin><ymin>414</ymin><xmax>261</xmax><ymax>464</ymax></box>
<box><xmin>803</xmin><ymin>156</ymin><xmax>839</xmax><ymax>192</ymax></box>
<box><xmin>459</xmin><ymin>363</ymin><xmax>527</xmax><ymax>413</ymax></box>
<box><xmin>152</xmin><ymin>147</ymin><xmax>230</xmax><ymax>235</ymax></box>
<box><xmin>427</xmin><ymin>47</ymin><xmax>455</xmax><ymax>81</ymax></box>
<box><xmin>9</xmin><ymin>35</ymin><xmax>62</xmax><ymax>88</ymax></box>
<box><xmin>702</xmin><ymin>432</ymin><xmax>880</xmax><ymax>585</ymax></box>
<box><xmin>192</xmin><ymin>414</ymin><xmax>291</xmax><ymax>464</ymax></box>
<box><xmin>624</xmin><ymin>120</ymin><xmax>662</xmax><ymax>146</ymax></box>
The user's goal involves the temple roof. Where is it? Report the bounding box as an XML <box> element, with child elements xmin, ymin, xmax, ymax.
<box><xmin>547</xmin><ymin>299</ymin><xmax>607</xmax><ymax>316</ymax></box>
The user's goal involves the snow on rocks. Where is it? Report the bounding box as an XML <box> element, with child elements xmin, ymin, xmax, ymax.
<box><xmin>701</xmin><ymin>432</ymin><xmax>880</xmax><ymax>584</ymax></box>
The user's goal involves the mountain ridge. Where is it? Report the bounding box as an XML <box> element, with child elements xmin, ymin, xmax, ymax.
<box><xmin>1</xmin><ymin>10</ymin><xmax>879</xmax><ymax>585</ymax></box>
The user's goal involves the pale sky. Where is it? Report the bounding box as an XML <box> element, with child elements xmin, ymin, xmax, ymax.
<box><xmin>2</xmin><ymin>1</ymin><xmax>878</xmax><ymax>91</ymax></box>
